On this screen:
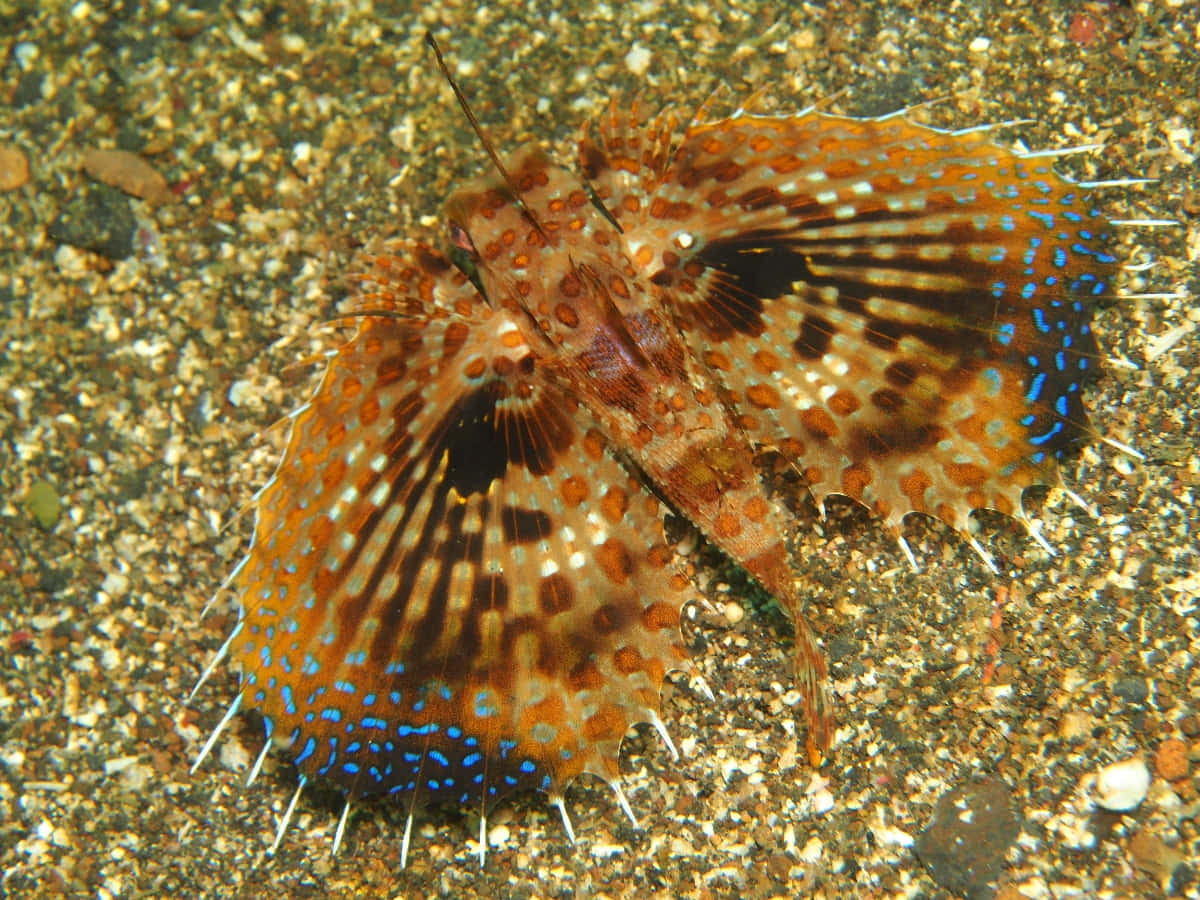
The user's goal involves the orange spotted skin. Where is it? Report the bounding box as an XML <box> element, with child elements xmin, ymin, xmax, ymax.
<box><xmin>223</xmin><ymin>94</ymin><xmax>1118</xmax><ymax>828</ymax></box>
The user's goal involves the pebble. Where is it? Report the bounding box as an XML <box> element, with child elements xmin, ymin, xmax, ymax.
<box><xmin>914</xmin><ymin>778</ymin><xmax>1020</xmax><ymax>899</ymax></box>
<box><xmin>1112</xmin><ymin>677</ymin><xmax>1150</xmax><ymax>704</ymax></box>
<box><xmin>624</xmin><ymin>43</ymin><xmax>652</xmax><ymax>76</ymax></box>
<box><xmin>47</xmin><ymin>185</ymin><xmax>137</xmax><ymax>260</ymax></box>
<box><xmin>0</xmin><ymin>145</ymin><xmax>30</xmax><ymax>191</ymax></box>
<box><xmin>23</xmin><ymin>480</ymin><xmax>61</xmax><ymax>531</ymax></box>
<box><xmin>1090</xmin><ymin>758</ymin><xmax>1151</xmax><ymax>812</ymax></box>
<box><xmin>1154</xmin><ymin>738</ymin><xmax>1190</xmax><ymax>782</ymax></box>
<box><xmin>81</xmin><ymin>149</ymin><xmax>171</xmax><ymax>205</ymax></box>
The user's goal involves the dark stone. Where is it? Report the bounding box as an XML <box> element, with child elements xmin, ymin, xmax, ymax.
<box><xmin>47</xmin><ymin>185</ymin><xmax>137</xmax><ymax>260</ymax></box>
<box><xmin>1113</xmin><ymin>677</ymin><xmax>1150</xmax><ymax>704</ymax></box>
<box><xmin>12</xmin><ymin>70</ymin><xmax>44</xmax><ymax>109</ymax></box>
<box><xmin>914</xmin><ymin>777</ymin><xmax>1021</xmax><ymax>900</ymax></box>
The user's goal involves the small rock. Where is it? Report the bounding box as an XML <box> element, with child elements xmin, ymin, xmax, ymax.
<box><xmin>914</xmin><ymin>778</ymin><xmax>1020</xmax><ymax>900</ymax></box>
<box><xmin>624</xmin><ymin>43</ymin><xmax>652</xmax><ymax>77</ymax></box>
<box><xmin>23</xmin><ymin>480</ymin><xmax>61</xmax><ymax>530</ymax></box>
<box><xmin>1091</xmin><ymin>758</ymin><xmax>1151</xmax><ymax>812</ymax></box>
<box><xmin>81</xmin><ymin>148</ymin><xmax>171</xmax><ymax>204</ymax></box>
<box><xmin>1128</xmin><ymin>828</ymin><xmax>1187</xmax><ymax>887</ymax></box>
<box><xmin>1155</xmin><ymin>738</ymin><xmax>1190</xmax><ymax>781</ymax></box>
<box><xmin>0</xmin><ymin>145</ymin><xmax>30</xmax><ymax>191</ymax></box>
<box><xmin>48</xmin><ymin>185</ymin><xmax>138</xmax><ymax>260</ymax></box>
<box><xmin>1112</xmin><ymin>677</ymin><xmax>1149</xmax><ymax>704</ymax></box>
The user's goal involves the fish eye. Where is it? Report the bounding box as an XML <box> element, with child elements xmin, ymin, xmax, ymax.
<box><xmin>448</xmin><ymin>221</ymin><xmax>479</xmax><ymax>258</ymax></box>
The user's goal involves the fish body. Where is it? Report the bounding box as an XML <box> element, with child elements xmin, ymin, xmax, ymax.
<box><xmin>204</xmin><ymin>90</ymin><xmax>1119</xmax><ymax>856</ymax></box>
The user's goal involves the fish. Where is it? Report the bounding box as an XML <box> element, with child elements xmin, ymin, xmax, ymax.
<box><xmin>190</xmin><ymin>38</ymin><xmax>1144</xmax><ymax>866</ymax></box>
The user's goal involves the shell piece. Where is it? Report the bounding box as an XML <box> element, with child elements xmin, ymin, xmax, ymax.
<box><xmin>1090</xmin><ymin>758</ymin><xmax>1151</xmax><ymax>812</ymax></box>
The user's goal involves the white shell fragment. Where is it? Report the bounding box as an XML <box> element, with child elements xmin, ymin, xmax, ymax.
<box><xmin>1090</xmin><ymin>758</ymin><xmax>1151</xmax><ymax>812</ymax></box>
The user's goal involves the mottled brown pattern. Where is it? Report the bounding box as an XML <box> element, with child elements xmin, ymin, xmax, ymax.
<box><xmin>219</xmin><ymin>80</ymin><xmax>1123</xmax><ymax>867</ymax></box>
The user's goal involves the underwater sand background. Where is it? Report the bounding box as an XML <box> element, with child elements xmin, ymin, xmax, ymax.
<box><xmin>1</xmin><ymin>1</ymin><xmax>1198</xmax><ymax>897</ymax></box>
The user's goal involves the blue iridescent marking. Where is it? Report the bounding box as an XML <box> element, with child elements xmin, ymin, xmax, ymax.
<box><xmin>362</xmin><ymin>717</ymin><xmax>387</xmax><ymax>730</ymax></box>
<box><xmin>321</xmin><ymin>707</ymin><xmax>342</xmax><ymax>722</ymax></box>
<box><xmin>499</xmin><ymin>738</ymin><xmax>516</xmax><ymax>758</ymax></box>
<box><xmin>1022</xmin><ymin>282</ymin><xmax>1036</xmax><ymax>299</ymax></box>
<box><xmin>981</xmin><ymin>368</ymin><xmax>1002</xmax><ymax>396</ymax></box>
<box><xmin>344</xmin><ymin>650</ymin><xmax>366</xmax><ymax>666</ymax></box>
<box><xmin>430</xmin><ymin>750</ymin><xmax>449</xmax><ymax>767</ymax></box>
<box><xmin>304</xmin><ymin>711</ymin><xmax>314</xmax><ymax>722</ymax></box>
<box><xmin>1055</xmin><ymin>396</ymin><xmax>1069</xmax><ymax>416</ymax></box>
<box><xmin>347</xmin><ymin>741</ymin><xmax>361</xmax><ymax>754</ymax></box>
<box><xmin>1025</xmin><ymin>372</ymin><xmax>1047</xmax><ymax>404</ymax></box>
<box><xmin>996</xmin><ymin>322</ymin><xmax>1015</xmax><ymax>345</ymax></box>
<box><xmin>991</xmin><ymin>281</ymin><xmax>1006</xmax><ymax>298</ymax></box>
<box><xmin>282</xmin><ymin>684</ymin><xmax>296</xmax><ymax>715</ymax></box>
<box><xmin>504</xmin><ymin>775</ymin><xmax>517</xmax><ymax>786</ymax></box>
<box><xmin>1029</xmin><ymin>421</ymin><xmax>1064</xmax><ymax>446</ymax></box>
<box><xmin>403</xmin><ymin>752</ymin><xmax>420</xmax><ymax>763</ymax></box>
<box><xmin>384</xmin><ymin>661</ymin><xmax>406</xmax><ymax>675</ymax></box>
<box><xmin>464</xmin><ymin>736</ymin><xmax>478</xmax><ymax>747</ymax></box>
<box><xmin>301</xmin><ymin>654</ymin><xmax>319</xmax><ymax>675</ymax></box>
<box><xmin>1056</xmin><ymin>351</ymin><xmax>1067</xmax><ymax>371</ymax></box>
<box><xmin>427</xmin><ymin>779</ymin><xmax>439</xmax><ymax>790</ymax></box>
<box><xmin>335</xmin><ymin>680</ymin><xmax>355</xmax><ymax>694</ymax></box>
<box><xmin>1031</xmin><ymin>450</ymin><xmax>1046</xmax><ymax>464</ymax></box>
<box><xmin>463</xmin><ymin>752</ymin><xmax>482</xmax><ymax>767</ymax></box>
<box><xmin>1063</xmin><ymin>210</ymin><xmax>1083</xmax><ymax>222</ymax></box>
<box><xmin>1044</xmin><ymin>275</ymin><xmax>1058</xmax><ymax>286</ymax></box>
<box><xmin>1028</xmin><ymin>210</ymin><xmax>1054</xmax><ymax>229</ymax></box>
<box><xmin>446</xmin><ymin>726</ymin><xmax>462</xmax><ymax>739</ymax></box>
<box><xmin>1053</xmin><ymin>247</ymin><xmax>1067</xmax><ymax>267</ymax></box>
<box><xmin>1020</xmin><ymin>413</ymin><xmax>1037</xmax><ymax>426</ymax></box>
<box><xmin>439</xmin><ymin>684</ymin><xmax>452</xmax><ymax>701</ymax></box>
<box><xmin>1033</xmin><ymin>308</ymin><xmax>1049</xmax><ymax>333</ymax></box>
<box><xmin>520</xmin><ymin>760</ymin><xmax>537</xmax><ymax>774</ymax></box>
<box><xmin>362</xmin><ymin>693</ymin><xmax>377</xmax><ymax>706</ymax></box>
<box><xmin>294</xmin><ymin>736</ymin><xmax>316</xmax><ymax>765</ymax></box>
<box><xmin>343</xmin><ymin>762</ymin><xmax>359</xmax><ymax>774</ymax></box>
<box><xmin>474</xmin><ymin>690</ymin><xmax>499</xmax><ymax>718</ymax></box>
<box><xmin>988</xmin><ymin>247</ymin><xmax>1006</xmax><ymax>262</ymax></box>
<box><xmin>389</xmin><ymin>691</ymin><xmax>402</xmax><ymax>704</ymax></box>
<box><xmin>1097</xmin><ymin>251</ymin><xmax>1117</xmax><ymax>264</ymax></box>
